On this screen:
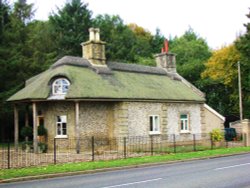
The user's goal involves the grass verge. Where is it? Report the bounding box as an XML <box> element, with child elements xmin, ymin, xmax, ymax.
<box><xmin>1</xmin><ymin>147</ymin><xmax>250</xmax><ymax>180</ymax></box>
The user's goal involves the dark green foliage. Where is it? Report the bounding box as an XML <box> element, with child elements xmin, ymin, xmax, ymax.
<box><xmin>38</xmin><ymin>125</ymin><xmax>47</xmax><ymax>136</ymax></box>
<box><xmin>170</xmin><ymin>28</ymin><xmax>212</xmax><ymax>85</ymax></box>
<box><xmin>234</xmin><ymin>10</ymin><xmax>250</xmax><ymax>118</ymax></box>
<box><xmin>49</xmin><ymin>0</ymin><xmax>92</xmax><ymax>57</ymax></box>
<box><xmin>93</xmin><ymin>15</ymin><xmax>164</xmax><ymax>63</ymax></box>
<box><xmin>20</xmin><ymin>126</ymin><xmax>33</xmax><ymax>138</ymax></box>
<box><xmin>38</xmin><ymin>142</ymin><xmax>48</xmax><ymax>153</ymax></box>
<box><xmin>93</xmin><ymin>14</ymin><xmax>137</xmax><ymax>62</ymax></box>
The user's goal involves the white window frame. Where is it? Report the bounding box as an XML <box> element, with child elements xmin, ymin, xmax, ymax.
<box><xmin>180</xmin><ymin>114</ymin><xmax>189</xmax><ymax>133</ymax></box>
<box><xmin>52</xmin><ymin>78</ymin><xmax>70</xmax><ymax>95</ymax></box>
<box><xmin>55</xmin><ymin>115</ymin><xmax>68</xmax><ymax>138</ymax></box>
<box><xmin>149</xmin><ymin>115</ymin><xmax>160</xmax><ymax>135</ymax></box>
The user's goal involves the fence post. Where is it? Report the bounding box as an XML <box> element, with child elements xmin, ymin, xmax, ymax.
<box><xmin>7</xmin><ymin>139</ymin><xmax>10</xmax><ymax>169</ymax></box>
<box><xmin>150</xmin><ymin>136</ymin><xmax>154</xmax><ymax>156</ymax></box>
<box><xmin>193</xmin><ymin>134</ymin><xmax>196</xmax><ymax>151</ymax></box>
<box><xmin>123</xmin><ymin>137</ymin><xmax>127</xmax><ymax>159</ymax></box>
<box><xmin>76</xmin><ymin>139</ymin><xmax>80</xmax><ymax>154</ymax></box>
<box><xmin>173</xmin><ymin>134</ymin><xmax>176</xmax><ymax>153</ymax></box>
<box><xmin>92</xmin><ymin>136</ymin><xmax>95</xmax><ymax>161</ymax></box>
<box><xmin>54</xmin><ymin>138</ymin><xmax>56</xmax><ymax>165</ymax></box>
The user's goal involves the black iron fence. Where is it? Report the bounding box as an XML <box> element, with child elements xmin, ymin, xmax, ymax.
<box><xmin>0</xmin><ymin>133</ymin><xmax>245</xmax><ymax>169</ymax></box>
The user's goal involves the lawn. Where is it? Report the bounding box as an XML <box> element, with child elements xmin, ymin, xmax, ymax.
<box><xmin>1</xmin><ymin>146</ymin><xmax>250</xmax><ymax>180</ymax></box>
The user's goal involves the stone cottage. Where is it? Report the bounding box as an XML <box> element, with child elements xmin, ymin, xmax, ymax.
<box><xmin>8</xmin><ymin>28</ymin><xmax>224</xmax><ymax>152</ymax></box>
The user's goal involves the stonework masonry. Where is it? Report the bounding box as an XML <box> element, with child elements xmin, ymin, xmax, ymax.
<box><xmin>126</xmin><ymin>102</ymin><xmax>164</xmax><ymax>137</ymax></box>
<box><xmin>203</xmin><ymin>105</ymin><xmax>224</xmax><ymax>133</ymax></box>
<box><xmin>36</xmin><ymin>100</ymin><xmax>225</xmax><ymax>149</ymax></box>
<box><xmin>167</xmin><ymin>103</ymin><xmax>202</xmax><ymax>135</ymax></box>
<box><xmin>38</xmin><ymin>101</ymin><xmax>76</xmax><ymax>149</ymax></box>
<box><xmin>78</xmin><ymin>101</ymin><xmax>114</xmax><ymax>138</ymax></box>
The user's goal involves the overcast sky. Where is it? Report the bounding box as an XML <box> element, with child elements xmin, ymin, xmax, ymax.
<box><xmin>23</xmin><ymin>0</ymin><xmax>250</xmax><ymax>49</ymax></box>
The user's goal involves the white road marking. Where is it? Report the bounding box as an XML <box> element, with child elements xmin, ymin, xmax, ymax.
<box><xmin>100</xmin><ymin>178</ymin><xmax>163</xmax><ymax>188</ymax></box>
<box><xmin>214</xmin><ymin>162</ymin><xmax>250</xmax><ymax>170</ymax></box>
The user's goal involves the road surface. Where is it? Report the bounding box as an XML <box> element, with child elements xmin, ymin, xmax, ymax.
<box><xmin>1</xmin><ymin>153</ymin><xmax>250</xmax><ymax>188</ymax></box>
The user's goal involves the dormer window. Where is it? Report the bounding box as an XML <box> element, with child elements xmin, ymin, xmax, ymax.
<box><xmin>52</xmin><ymin>78</ymin><xmax>70</xmax><ymax>95</ymax></box>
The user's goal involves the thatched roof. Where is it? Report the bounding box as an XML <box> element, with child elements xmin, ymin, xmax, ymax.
<box><xmin>8</xmin><ymin>56</ymin><xmax>205</xmax><ymax>102</ymax></box>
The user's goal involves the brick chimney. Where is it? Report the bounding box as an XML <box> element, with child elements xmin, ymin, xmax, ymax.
<box><xmin>155</xmin><ymin>39</ymin><xmax>176</xmax><ymax>73</ymax></box>
<box><xmin>81</xmin><ymin>28</ymin><xmax>106</xmax><ymax>66</ymax></box>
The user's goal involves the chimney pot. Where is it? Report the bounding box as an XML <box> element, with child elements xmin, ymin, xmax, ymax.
<box><xmin>155</xmin><ymin>39</ymin><xmax>176</xmax><ymax>73</ymax></box>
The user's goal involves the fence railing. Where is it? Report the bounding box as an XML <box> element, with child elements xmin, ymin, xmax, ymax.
<box><xmin>0</xmin><ymin>133</ymin><xmax>244</xmax><ymax>169</ymax></box>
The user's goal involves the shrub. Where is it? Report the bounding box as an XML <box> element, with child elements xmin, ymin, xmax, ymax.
<box><xmin>21</xmin><ymin>141</ymin><xmax>33</xmax><ymax>151</ymax></box>
<box><xmin>38</xmin><ymin>125</ymin><xmax>47</xmax><ymax>136</ymax></box>
<box><xmin>210</xmin><ymin>129</ymin><xmax>223</xmax><ymax>142</ymax></box>
<box><xmin>38</xmin><ymin>142</ymin><xmax>48</xmax><ymax>153</ymax></box>
<box><xmin>20</xmin><ymin>126</ymin><xmax>33</xmax><ymax>138</ymax></box>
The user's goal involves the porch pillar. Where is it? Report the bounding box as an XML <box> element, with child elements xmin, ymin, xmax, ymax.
<box><xmin>14</xmin><ymin>104</ymin><xmax>19</xmax><ymax>151</ymax></box>
<box><xmin>75</xmin><ymin>101</ymin><xmax>80</xmax><ymax>153</ymax></box>
<box><xmin>32</xmin><ymin>102</ymin><xmax>38</xmax><ymax>153</ymax></box>
<box><xmin>25</xmin><ymin>105</ymin><xmax>29</xmax><ymax>142</ymax></box>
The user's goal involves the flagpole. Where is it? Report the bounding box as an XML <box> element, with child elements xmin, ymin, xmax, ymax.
<box><xmin>238</xmin><ymin>61</ymin><xmax>243</xmax><ymax>121</ymax></box>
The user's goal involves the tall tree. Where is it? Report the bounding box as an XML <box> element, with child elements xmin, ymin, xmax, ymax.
<box><xmin>26</xmin><ymin>20</ymin><xmax>57</xmax><ymax>72</ymax></box>
<box><xmin>49</xmin><ymin>0</ymin><xmax>92</xmax><ymax>57</ymax></box>
<box><xmin>93</xmin><ymin>14</ymin><xmax>137</xmax><ymax>62</ymax></box>
<box><xmin>170</xmin><ymin>28</ymin><xmax>211</xmax><ymax>85</ymax></box>
<box><xmin>201</xmin><ymin>45</ymin><xmax>241</xmax><ymax>115</ymax></box>
<box><xmin>235</xmin><ymin>9</ymin><xmax>250</xmax><ymax>118</ymax></box>
<box><xmin>0</xmin><ymin>0</ymin><xmax>35</xmax><ymax>140</ymax></box>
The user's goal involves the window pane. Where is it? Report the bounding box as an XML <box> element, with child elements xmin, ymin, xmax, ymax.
<box><xmin>53</xmin><ymin>78</ymin><xmax>70</xmax><ymax>95</ymax></box>
<box><xmin>62</xmin><ymin>128</ymin><xmax>67</xmax><ymax>135</ymax></box>
<box><xmin>62</xmin><ymin>123</ymin><xmax>66</xmax><ymax>129</ymax></box>
<box><xmin>180</xmin><ymin>114</ymin><xmax>187</xmax><ymax>119</ymax></box>
<box><xmin>185</xmin><ymin>120</ymin><xmax>188</xmax><ymax>130</ymax></box>
<box><xmin>150</xmin><ymin>116</ymin><xmax>153</xmax><ymax>131</ymax></box>
<box><xmin>57</xmin><ymin>123</ymin><xmax>61</xmax><ymax>135</ymax></box>
<box><xmin>62</xmin><ymin>79</ymin><xmax>68</xmax><ymax>84</ymax></box>
<box><xmin>62</xmin><ymin>85</ymin><xmax>69</xmax><ymax>93</ymax></box>
<box><xmin>154</xmin><ymin>116</ymin><xmax>159</xmax><ymax>131</ymax></box>
<box><xmin>61</xmin><ymin>116</ymin><xmax>67</xmax><ymax>123</ymax></box>
<box><xmin>54</xmin><ymin>85</ymin><xmax>60</xmax><ymax>93</ymax></box>
<box><xmin>57</xmin><ymin>116</ymin><xmax>61</xmax><ymax>122</ymax></box>
<box><xmin>55</xmin><ymin>80</ymin><xmax>60</xmax><ymax>85</ymax></box>
<box><xmin>56</xmin><ymin>116</ymin><xmax>67</xmax><ymax>136</ymax></box>
<box><xmin>181</xmin><ymin>120</ymin><xmax>184</xmax><ymax>130</ymax></box>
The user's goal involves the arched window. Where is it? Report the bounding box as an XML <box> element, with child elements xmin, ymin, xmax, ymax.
<box><xmin>52</xmin><ymin>78</ymin><xmax>70</xmax><ymax>95</ymax></box>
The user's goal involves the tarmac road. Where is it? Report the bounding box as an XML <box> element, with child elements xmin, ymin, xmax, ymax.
<box><xmin>1</xmin><ymin>153</ymin><xmax>250</xmax><ymax>188</ymax></box>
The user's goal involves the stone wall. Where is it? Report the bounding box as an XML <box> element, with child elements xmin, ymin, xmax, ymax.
<box><xmin>167</xmin><ymin>103</ymin><xmax>202</xmax><ymax>135</ymax></box>
<box><xmin>37</xmin><ymin>101</ymin><xmax>224</xmax><ymax>149</ymax></box>
<box><xmin>38</xmin><ymin>101</ymin><xmax>76</xmax><ymax>141</ymax></box>
<box><xmin>127</xmin><ymin>102</ymin><xmax>165</xmax><ymax>137</ymax></box>
<box><xmin>38</xmin><ymin>101</ymin><xmax>115</xmax><ymax>150</ymax></box>
<box><xmin>230</xmin><ymin>120</ymin><xmax>242</xmax><ymax>134</ymax></box>
<box><xmin>203</xmin><ymin>104</ymin><xmax>224</xmax><ymax>133</ymax></box>
<box><xmin>78</xmin><ymin>101</ymin><xmax>114</xmax><ymax>138</ymax></box>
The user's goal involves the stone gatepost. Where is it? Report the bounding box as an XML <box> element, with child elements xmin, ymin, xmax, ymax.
<box><xmin>242</xmin><ymin>119</ymin><xmax>250</xmax><ymax>146</ymax></box>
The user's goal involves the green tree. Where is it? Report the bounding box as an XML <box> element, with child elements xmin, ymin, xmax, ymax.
<box><xmin>201</xmin><ymin>45</ymin><xmax>241</xmax><ymax>115</ymax></box>
<box><xmin>150</xmin><ymin>28</ymin><xmax>165</xmax><ymax>54</ymax></box>
<box><xmin>170</xmin><ymin>28</ymin><xmax>211</xmax><ymax>85</ymax></box>
<box><xmin>0</xmin><ymin>0</ymin><xmax>35</xmax><ymax>140</ymax></box>
<box><xmin>93</xmin><ymin>14</ymin><xmax>137</xmax><ymax>62</ymax></box>
<box><xmin>26</xmin><ymin>20</ymin><xmax>57</xmax><ymax>72</ymax></box>
<box><xmin>235</xmin><ymin>10</ymin><xmax>250</xmax><ymax>118</ymax></box>
<box><xmin>49</xmin><ymin>0</ymin><xmax>92</xmax><ymax>57</ymax></box>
